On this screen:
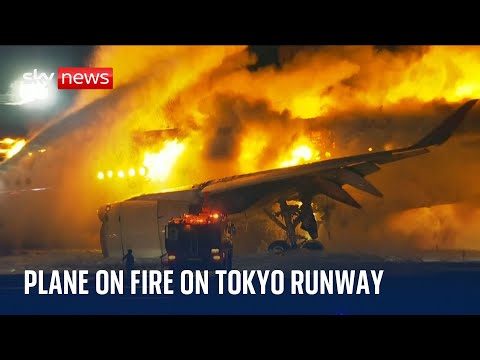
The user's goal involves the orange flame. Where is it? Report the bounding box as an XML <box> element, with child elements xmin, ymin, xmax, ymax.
<box><xmin>7</xmin><ymin>45</ymin><xmax>480</xmax><ymax>252</ymax></box>
<box><xmin>75</xmin><ymin>46</ymin><xmax>480</xmax><ymax>207</ymax></box>
<box><xmin>0</xmin><ymin>138</ymin><xmax>26</xmax><ymax>159</ymax></box>
<box><xmin>278</xmin><ymin>138</ymin><xmax>321</xmax><ymax>168</ymax></box>
<box><xmin>143</xmin><ymin>139</ymin><xmax>185</xmax><ymax>182</ymax></box>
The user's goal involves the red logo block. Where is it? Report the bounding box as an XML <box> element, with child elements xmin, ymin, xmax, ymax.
<box><xmin>58</xmin><ymin>67</ymin><xmax>113</xmax><ymax>89</ymax></box>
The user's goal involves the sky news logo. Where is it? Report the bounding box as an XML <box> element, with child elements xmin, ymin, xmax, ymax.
<box><xmin>23</xmin><ymin>68</ymin><xmax>113</xmax><ymax>90</ymax></box>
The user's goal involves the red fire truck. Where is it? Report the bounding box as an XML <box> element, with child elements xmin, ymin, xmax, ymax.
<box><xmin>164</xmin><ymin>211</ymin><xmax>235</xmax><ymax>271</ymax></box>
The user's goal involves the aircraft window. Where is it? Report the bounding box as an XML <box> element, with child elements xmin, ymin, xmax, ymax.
<box><xmin>25</xmin><ymin>178</ymin><xmax>31</xmax><ymax>185</ymax></box>
<box><xmin>15</xmin><ymin>178</ymin><xmax>21</xmax><ymax>186</ymax></box>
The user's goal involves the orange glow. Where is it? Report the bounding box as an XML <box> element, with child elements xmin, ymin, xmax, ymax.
<box><xmin>80</xmin><ymin>46</ymin><xmax>246</xmax><ymax>194</ymax></box>
<box><xmin>0</xmin><ymin>138</ymin><xmax>15</xmax><ymax>145</ymax></box>
<box><xmin>384</xmin><ymin>46</ymin><xmax>480</xmax><ymax>104</ymax></box>
<box><xmin>239</xmin><ymin>134</ymin><xmax>268</xmax><ymax>173</ymax></box>
<box><xmin>0</xmin><ymin>138</ymin><xmax>26</xmax><ymax>159</ymax></box>
<box><xmin>291</xmin><ymin>95</ymin><xmax>330</xmax><ymax>118</ymax></box>
<box><xmin>279</xmin><ymin>139</ymin><xmax>321</xmax><ymax>168</ymax></box>
<box><xmin>76</xmin><ymin>45</ymin><xmax>480</xmax><ymax>216</ymax></box>
<box><xmin>9</xmin><ymin>45</ymin><xmax>480</xmax><ymax>253</ymax></box>
<box><xmin>190</xmin><ymin>46</ymin><xmax>480</xmax><ymax>120</ymax></box>
<box><xmin>143</xmin><ymin>139</ymin><xmax>185</xmax><ymax>182</ymax></box>
<box><xmin>171</xmin><ymin>211</ymin><xmax>223</xmax><ymax>225</ymax></box>
<box><xmin>80</xmin><ymin>46</ymin><xmax>480</xmax><ymax>187</ymax></box>
<box><xmin>97</xmin><ymin>172</ymin><xmax>105</xmax><ymax>180</ymax></box>
<box><xmin>385</xmin><ymin>204</ymin><xmax>480</xmax><ymax>251</ymax></box>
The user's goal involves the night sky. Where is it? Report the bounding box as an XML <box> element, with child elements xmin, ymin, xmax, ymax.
<box><xmin>0</xmin><ymin>46</ymin><xmax>279</xmax><ymax>138</ymax></box>
<box><xmin>0</xmin><ymin>46</ymin><xmax>95</xmax><ymax>137</ymax></box>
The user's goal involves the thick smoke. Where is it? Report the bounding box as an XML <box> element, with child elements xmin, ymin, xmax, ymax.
<box><xmin>2</xmin><ymin>45</ymin><xmax>480</xmax><ymax>255</ymax></box>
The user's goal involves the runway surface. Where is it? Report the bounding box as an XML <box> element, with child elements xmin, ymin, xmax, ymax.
<box><xmin>1</xmin><ymin>248</ymin><xmax>479</xmax><ymax>274</ymax></box>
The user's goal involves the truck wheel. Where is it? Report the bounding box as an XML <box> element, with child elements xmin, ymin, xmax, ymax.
<box><xmin>268</xmin><ymin>240</ymin><xmax>290</xmax><ymax>255</ymax></box>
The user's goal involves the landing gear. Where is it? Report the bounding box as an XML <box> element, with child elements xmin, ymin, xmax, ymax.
<box><xmin>264</xmin><ymin>196</ymin><xmax>327</xmax><ymax>254</ymax></box>
<box><xmin>267</xmin><ymin>239</ymin><xmax>324</xmax><ymax>254</ymax></box>
<box><xmin>268</xmin><ymin>240</ymin><xmax>290</xmax><ymax>255</ymax></box>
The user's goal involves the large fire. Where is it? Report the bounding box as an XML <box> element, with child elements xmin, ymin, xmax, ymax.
<box><xmin>143</xmin><ymin>139</ymin><xmax>185</xmax><ymax>182</ymax></box>
<box><xmin>86</xmin><ymin>45</ymin><xmax>480</xmax><ymax>193</ymax></box>
<box><xmin>10</xmin><ymin>45</ymin><xmax>480</xmax><ymax>252</ymax></box>
<box><xmin>384</xmin><ymin>46</ymin><xmax>480</xmax><ymax>104</ymax></box>
<box><xmin>279</xmin><ymin>144</ymin><xmax>320</xmax><ymax>168</ymax></box>
<box><xmin>96</xmin><ymin>139</ymin><xmax>185</xmax><ymax>184</ymax></box>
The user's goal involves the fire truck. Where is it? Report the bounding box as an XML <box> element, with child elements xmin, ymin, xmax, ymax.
<box><xmin>164</xmin><ymin>211</ymin><xmax>234</xmax><ymax>271</ymax></box>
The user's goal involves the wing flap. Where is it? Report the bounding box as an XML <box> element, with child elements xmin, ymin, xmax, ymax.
<box><xmin>348</xmin><ymin>161</ymin><xmax>381</xmax><ymax>176</ymax></box>
<box><xmin>312</xmin><ymin>177</ymin><xmax>362</xmax><ymax>208</ymax></box>
<box><xmin>323</xmin><ymin>167</ymin><xmax>383</xmax><ymax>197</ymax></box>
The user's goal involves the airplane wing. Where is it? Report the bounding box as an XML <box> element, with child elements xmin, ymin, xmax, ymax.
<box><xmin>195</xmin><ymin>99</ymin><xmax>478</xmax><ymax>214</ymax></box>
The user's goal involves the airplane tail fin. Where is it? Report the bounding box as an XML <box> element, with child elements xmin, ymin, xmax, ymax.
<box><xmin>409</xmin><ymin>99</ymin><xmax>478</xmax><ymax>150</ymax></box>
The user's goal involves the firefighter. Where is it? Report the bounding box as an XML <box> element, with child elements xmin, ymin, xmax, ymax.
<box><xmin>122</xmin><ymin>249</ymin><xmax>135</xmax><ymax>274</ymax></box>
<box><xmin>226</xmin><ymin>221</ymin><xmax>237</xmax><ymax>237</ymax></box>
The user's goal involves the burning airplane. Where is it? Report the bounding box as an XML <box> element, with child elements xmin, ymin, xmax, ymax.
<box><xmin>97</xmin><ymin>100</ymin><xmax>478</xmax><ymax>258</ymax></box>
<box><xmin>1</xmin><ymin>45</ymin><xmax>480</xmax><ymax>256</ymax></box>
